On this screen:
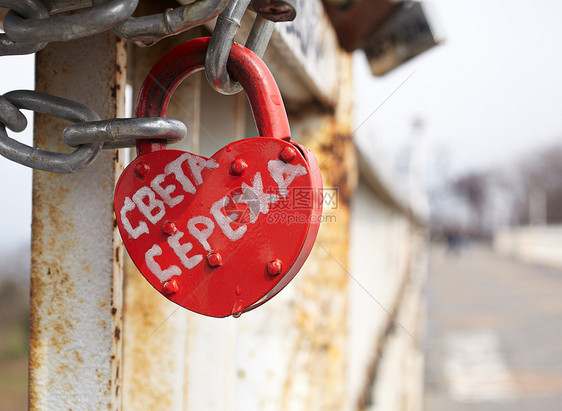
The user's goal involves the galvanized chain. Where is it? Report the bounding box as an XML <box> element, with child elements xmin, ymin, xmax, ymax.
<box><xmin>0</xmin><ymin>90</ymin><xmax>103</xmax><ymax>174</ymax></box>
<box><xmin>63</xmin><ymin>118</ymin><xmax>187</xmax><ymax>149</ymax></box>
<box><xmin>205</xmin><ymin>0</ymin><xmax>297</xmax><ymax>95</ymax></box>
<box><xmin>0</xmin><ymin>0</ymin><xmax>296</xmax><ymax>172</ymax></box>
<box><xmin>112</xmin><ymin>0</ymin><xmax>229</xmax><ymax>47</ymax></box>
<box><xmin>0</xmin><ymin>0</ymin><xmax>49</xmax><ymax>55</ymax></box>
<box><xmin>3</xmin><ymin>0</ymin><xmax>139</xmax><ymax>44</ymax></box>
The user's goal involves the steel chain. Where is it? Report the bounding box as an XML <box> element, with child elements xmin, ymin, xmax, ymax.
<box><xmin>0</xmin><ymin>90</ymin><xmax>103</xmax><ymax>174</ymax></box>
<box><xmin>63</xmin><ymin>118</ymin><xmax>187</xmax><ymax>149</ymax></box>
<box><xmin>3</xmin><ymin>0</ymin><xmax>139</xmax><ymax>44</ymax></box>
<box><xmin>112</xmin><ymin>0</ymin><xmax>229</xmax><ymax>47</ymax></box>
<box><xmin>205</xmin><ymin>0</ymin><xmax>280</xmax><ymax>95</ymax></box>
<box><xmin>0</xmin><ymin>0</ymin><xmax>293</xmax><ymax>173</ymax></box>
<box><xmin>0</xmin><ymin>0</ymin><xmax>49</xmax><ymax>55</ymax></box>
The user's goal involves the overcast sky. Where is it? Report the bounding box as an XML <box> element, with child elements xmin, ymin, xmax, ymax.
<box><xmin>2</xmin><ymin>0</ymin><xmax>562</xmax><ymax>250</ymax></box>
<box><xmin>353</xmin><ymin>0</ymin><xmax>562</xmax><ymax>182</ymax></box>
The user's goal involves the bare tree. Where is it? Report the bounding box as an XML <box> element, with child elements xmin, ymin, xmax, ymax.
<box><xmin>514</xmin><ymin>143</ymin><xmax>562</xmax><ymax>224</ymax></box>
<box><xmin>451</xmin><ymin>172</ymin><xmax>489</xmax><ymax>232</ymax></box>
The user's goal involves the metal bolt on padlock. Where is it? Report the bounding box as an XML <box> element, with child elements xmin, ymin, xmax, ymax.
<box><xmin>114</xmin><ymin>37</ymin><xmax>322</xmax><ymax>318</ymax></box>
<box><xmin>250</xmin><ymin>0</ymin><xmax>297</xmax><ymax>22</ymax></box>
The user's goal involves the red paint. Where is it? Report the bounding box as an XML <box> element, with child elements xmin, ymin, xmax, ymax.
<box><xmin>163</xmin><ymin>279</ymin><xmax>179</xmax><ymax>295</ymax></box>
<box><xmin>134</xmin><ymin>161</ymin><xmax>150</xmax><ymax>178</ymax></box>
<box><xmin>134</xmin><ymin>37</ymin><xmax>290</xmax><ymax>157</ymax></box>
<box><xmin>230</xmin><ymin>158</ymin><xmax>248</xmax><ymax>176</ymax></box>
<box><xmin>162</xmin><ymin>221</ymin><xmax>177</xmax><ymax>236</ymax></box>
<box><xmin>267</xmin><ymin>259</ymin><xmax>283</xmax><ymax>276</ymax></box>
<box><xmin>279</xmin><ymin>146</ymin><xmax>297</xmax><ymax>163</ymax></box>
<box><xmin>115</xmin><ymin>37</ymin><xmax>323</xmax><ymax>318</ymax></box>
<box><xmin>207</xmin><ymin>252</ymin><xmax>223</xmax><ymax>268</ymax></box>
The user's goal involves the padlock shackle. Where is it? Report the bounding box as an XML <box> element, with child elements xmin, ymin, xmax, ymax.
<box><xmin>135</xmin><ymin>37</ymin><xmax>290</xmax><ymax>157</ymax></box>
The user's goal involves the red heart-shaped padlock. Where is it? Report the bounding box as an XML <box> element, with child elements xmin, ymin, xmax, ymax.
<box><xmin>115</xmin><ymin>38</ymin><xmax>322</xmax><ymax>318</ymax></box>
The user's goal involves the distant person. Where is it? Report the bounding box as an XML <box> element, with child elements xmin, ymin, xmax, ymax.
<box><xmin>446</xmin><ymin>230</ymin><xmax>462</xmax><ymax>254</ymax></box>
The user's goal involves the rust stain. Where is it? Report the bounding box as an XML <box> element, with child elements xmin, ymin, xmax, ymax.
<box><xmin>122</xmin><ymin>255</ymin><xmax>182</xmax><ymax>410</ymax></box>
<box><xmin>74</xmin><ymin>350</ymin><xmax>83</xmax><ymax>364</ymax></box>
<box><xmin>281</xmin><ymin>58</ymin><xmax>356</xmax><ymax>408</ymax></box>
<box><xmin>30</xmin><ymin>32</ymin><xmax>126</xmax><ymax>410</ymax></box>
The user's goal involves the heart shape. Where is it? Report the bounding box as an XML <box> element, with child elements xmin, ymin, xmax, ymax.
<box><xmin>115</xmin><ymin>137</ymin><xmax>322</xmax><ymax>317</ymax></box>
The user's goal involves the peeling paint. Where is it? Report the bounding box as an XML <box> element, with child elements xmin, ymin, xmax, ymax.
<box><xmin>30</xmin><ymin>32</ymin><xmax>126</xmax><ymax>410</ymax></box>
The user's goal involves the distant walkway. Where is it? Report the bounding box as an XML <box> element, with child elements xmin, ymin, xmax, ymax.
<box><xmin>425</xmin><ymin>244</ymin><xmax>562</xmax><ymax>411</ymax></box>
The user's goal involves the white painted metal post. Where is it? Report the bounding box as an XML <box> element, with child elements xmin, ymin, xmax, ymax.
<box><xmin>30</xmin><ymin>33</ymin><xmax>126</xmax><ymax>410</ymax></box>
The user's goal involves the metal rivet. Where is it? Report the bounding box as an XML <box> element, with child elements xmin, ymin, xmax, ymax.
<box><xmin>134</xmin><ymin>161</ymin><xmax>150</xmax><ymax>178</ymax></box>
<box><xmin>162</xmin><ymin>221</ymin><xmax>177</xmax><ymax>236</ymax></box>
<box><xmin>230</xmin><ymin>158</ymin><xmax>248</xmax><ymax>176</ymax></box>
<box><xmin>279</xmin><ymin>146</ymin><xmax>296</xmax><ymax>163</ymax></box>
<box><xmin>162</xmin><ymin>279</ymin><xmax>178</xmax><ymax>295</ymax></box>
<box><xmin>267</xmin><ymin>259</ymin><xmax>283</xmax><ymax>276</ymax></box>
<box><xmin>207</xmin><ymin>252</ymin><xmax>223</xmax><ymax>267</ymax></box>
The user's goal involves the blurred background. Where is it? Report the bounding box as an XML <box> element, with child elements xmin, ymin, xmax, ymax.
<box><xmin>1</xmin><ymin>0</ymin><xmax>562</xmax><ymax>410</ymax></box>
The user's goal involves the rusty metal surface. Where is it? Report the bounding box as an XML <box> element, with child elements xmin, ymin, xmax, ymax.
<box><xmin>113</xmin><ymin>2</ymin><xmax>424</xmax><ymax>409</ymax></box>
<box><xmin>177</xmin><ymin>54</ymin><xmax>354</xmax><ymax>408</ymax></box>
<box><xmin>122</xmin><ymin>256</ymin><xmax>189</xmax><ymax>410</ymax></box>
<box><xmin>270</xmin><ymin>53</ymin><xmax>355</xmax><ymax>410</ymax></box>
<box><xmin>122</xmin><ymin>3</ymin><xmax>202</xmax><ymax>406</ymax></box>
<box><xmin>29</xmin><ymin>32</ymin><xmax>126</xmax><ymax>409</ymax></box>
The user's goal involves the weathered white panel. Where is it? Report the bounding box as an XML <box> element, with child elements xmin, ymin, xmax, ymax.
<box><xmin>367</xmin><ymin>273</ymin><xmax>424</xmax><ymax>411</ymax></box>
<box><xmin>185</xmin><ymin>292</ymin><xmax>297</xmax><ymax>410</ymax></box>
<box><xmin>270</xmin><ymin>0</ymin><xmax>340</xmax><ymax>106</ymax></box>
<box><xmin>494</xmin><ymin>225</ymin><xmax>562</xmax><ymax>270</ymax></box>
<box><xmin>348</xmin><ymin>180</ymin><xmax>412</xmax><ymax>408</ymax></box>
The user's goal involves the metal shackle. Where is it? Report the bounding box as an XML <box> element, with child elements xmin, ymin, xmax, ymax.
<box><xmin>135</xmin><ymin>36</ymin><xmax>290</xmax><ymax>157</ymax></box>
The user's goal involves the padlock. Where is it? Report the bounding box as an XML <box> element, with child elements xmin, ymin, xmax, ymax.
<box><xmin>114</xmin><ymin>37</ymin><xmax>322</xmax><ymax>318</ymax></box>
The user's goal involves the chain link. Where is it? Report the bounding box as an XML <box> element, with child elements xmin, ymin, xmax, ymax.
<box><xmin>3</xmin><ymin>0</ymin><xmax>138</xmax><ymax>44</ymax></box>
<box><xmin>112</xmin><ymin>0</ymin><xmax>229</xmax><ymax>47</ymax></box>
<box><xmin>0</xmin><ymin>0</ymin><xmax>292</xmax><ymax>173</ymax></box>
<box><xmin>205</xmin><ymin>0</ymin><xmax>278</xmax><ymax>95</ymax></box>
<box><xmin>63</xmin><ymin>118</ymin><xmax>187</xmax><ymax>149</ymax></box>
<box><xmin>0</xmin><ymin>90</ymin><xmax>103</xmax><ymax>173</ymax></box>
<box><xmin>0</xmin><ymin>95</ymin><xmax>27</xmax><ymax>132</ymax></box>
<box><xmin>205</xmin><ymin>0</ymin><xmax>296</xmax><ymax>95</ymax></box>
<box><xmin>0</xmin><ymin>0</ymin><xmax>49</xmax><ymax>56</ymax></box>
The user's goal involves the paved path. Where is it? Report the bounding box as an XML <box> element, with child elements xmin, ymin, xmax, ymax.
<box><xmin>425</xmin><ymin>244</ymin><xmax>562</xmax><ymax>410</ymax></box>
